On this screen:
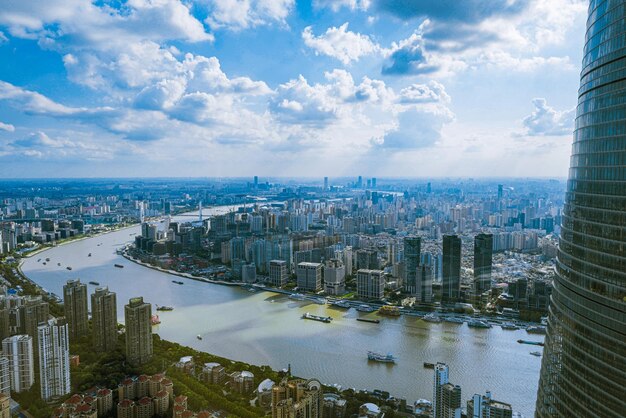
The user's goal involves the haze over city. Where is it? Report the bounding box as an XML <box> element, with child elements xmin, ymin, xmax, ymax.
<box><xmin>0</xmin><ymin>0</ymin><xmax>588</xmax><ymax>178</ymax></box>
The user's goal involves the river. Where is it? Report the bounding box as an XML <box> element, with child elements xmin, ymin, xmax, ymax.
<box><xmin>20</xmin><ymin>208</ymin><xmax>540</xmax><ymax>416</ymax></box>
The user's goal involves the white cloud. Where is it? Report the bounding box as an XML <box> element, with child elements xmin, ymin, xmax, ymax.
<box><xmin>0</xmin><ymin>121</ymin><xmax>14</xmax><ymax>132</ymax></box>
<box><xmin>0</xmin><ymin>31</ymin><xmax>7</xmax><ymax>43</ymax></box>
<box><xmin>205</xmin><ymin>0</ymin><xmax>294</xmax><ymax>30</ymax></box>
<box><xmin>521</xmin><ymin>98</ymin><xmax>575</xmax><ymax>136</ymax></box>
<box><xmin>302</xmin><ymin>23</ymin><xmax>380</xmax><ymax>65</ymax></box>
<box><xmin>399</xmin><ymin>81</ymin><xmax>451</xmax><ymax>104</ymax></box>
<box><xmin>313</xmin><ymin>0</ymin><xmax>371</xmax><ymax>11</ymax></box>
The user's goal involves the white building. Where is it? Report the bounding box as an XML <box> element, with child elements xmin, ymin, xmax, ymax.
<box><xmin>2</xmin><ymin>335</ymin><xmax>34</xmax><ymax>393</ymax></box>
<box><xmin>324</xmin><ymin>259</ymin><xmax>345</xmax><ymax>295</ymax></box>
<box><xmin>356</xmin><ymin>270</ymin><xmax>385</xmax><ymax>300</ymax></box>
<box><xmin>38</xmin><ymin>318</ymin><xmax>71</xmax><ymax>401</ymax></box>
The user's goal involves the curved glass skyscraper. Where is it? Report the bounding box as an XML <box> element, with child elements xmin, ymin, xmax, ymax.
<box><xmin>535</xmin><ymin>1</ymin><xmax>626</xmax><ymax>416</ymax></box>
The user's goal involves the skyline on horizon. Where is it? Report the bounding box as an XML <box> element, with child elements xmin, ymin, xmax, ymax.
<box><xmin>0</xmin><ymin>0</ymin><xmax>588</xmax><ymax>178</ymax></box>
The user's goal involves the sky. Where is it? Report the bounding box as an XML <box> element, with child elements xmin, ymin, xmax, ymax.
<box><xmin>0</xmin><ymin>0</ymin><xmax>589</xmax><ymax>178</ymax></box>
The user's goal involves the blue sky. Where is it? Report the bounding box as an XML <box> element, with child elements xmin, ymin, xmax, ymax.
<box><xmin>0</xmin><ymin>0</ymin><xmax>588</xmax><ymax>178</ymax></box>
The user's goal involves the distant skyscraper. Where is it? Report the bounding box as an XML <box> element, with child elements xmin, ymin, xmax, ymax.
<box><xmin>403</xmin><ymin>237</ymin><xmax>421</xmax><ymax>294</ymax></box>
<box><xmin>323</xmin><ymin>176</ymin><xmax>328</xmax><ymax>191</ymax></box>
<box><xmin>253</xmin><ymin>176</ymin><xmax>258</xmax><ymax>188</ymax></box>
<box><xmin>38</xmin><ymin>318</ymin><xmax>70</xmax><ymax>401</ymax></box>
<box><xmin>442</xmin><ymin>235</ymin><xmax>461</xmax><ymax>302</ymax></box>
<box><xmin>497</xmin><ymin>184</ymin><xmax>503</xmax><ymax>199</ymax></box>
<box><xmin>371</xmin><ymin>177</ymin><xmax>376</xmax><ymax>188</ymax></box>
<box><xmin>536</xmin><ymin>1</ymin><xmax>626</xmax><ymax>415</ymax></box>
<box><xmin>63</xmin><ymin>279</ymin><xmax>89</xmax><ymax>340</ymax></box>
<box><xmin>2</xmin><ymin>335</ymin><xmax>34</xmax><ymax>393</ymax></box>
<box><xmin>124</xmin><ymin>297</ymin><xmax>153</xmax><ymax>366</ymax></box>
<box><xmin>473</xmin><ymin>233</ymin><xmax>493</xmax><ymax>294</ymax></box>
<box><xmin>416</xmin><ymin>263</ymin><xmax>433</xmax><ymax>303</ymax></box>
<box><xmin>357</xmin><ymin>176</ymin><xmax>363</xmax><ymax>189</ymax></box>
<box><xmin>91</xmin><ymin>287</ymin><xmax>118</xmax><ymax>352</ymax></box>
<box><xmin>427</xmin><ymin>182</ymin><xmax>432</xmax><ymax>193</ymax></box>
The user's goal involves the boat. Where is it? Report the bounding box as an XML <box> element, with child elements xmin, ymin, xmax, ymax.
<box><xmin>443</xmin><ymin>317</ymin><xmax>464</xmax><ymax>324</ymax></box>
<box><xmin>172</xmin><ymin>281</ymin><xmax>184</xmax><ymax>285</ymax></box>
<box><xmin>57</xmin><ymin>263</ymin><xmax>61</xmax><ymax>266</ymax></box>
<box><xmin>88</xmin><ymin>253</ymin><xmax>91</xmax><ymax>257</ymax></box>
<box><xmin>530</xmin><ymin>351</ymin><xmax>542</xmax><ymax>357</ymax></box>
<box><xmin>46</xmin><ymin>258</ymin><xmax>50</xmax><ymax>262</ymax></box>
<box><xmin>42</xmin><ymin>262</ymin><xmax>46</xmax><ymax>265</ymax></box>
<box><xmin>114</xmin><ymin>264</ymin><xmax>124</xmax><ymax>268</ymax></box>
<box><xmin>467</xmin><ymin>319</ymin><xmax>491</xmax><ymax>328</ymax></box>
<box><xmin>378</xmin><ymin>305</ymin><xmax>401</xmax><ymax>316</ymax></box>
<box><xmin>150</xmin><ymin>315</ymin><xmax>161</xmax><ymax>325</ymax></box>
<box><xmin>247</xmin><ymin>287</ymin><xmax>257</xmax><ymax>293</ymax></box>
<box><xmin>66</xmin><ymin>266</ymin><xmax>72</xmax><ymax>271</ymax></box>
<box><xmin>288</xmin><ymin>293</ymin><xmax>305</xmax><ymax>301</ymax></box>
<box><xmin>357</xmin><ymin>318</ymin><xmax>380</xmax><ymax>324</ymax></box>
<box><xmin>156</xmin><ymin>305</ymin><xmax>174</xmax><ymax>311</ymax></box>
<box><xmin>517</xmin><ymin>339</ymin><xmax>545</xmax><ymax>346</ymax></box>
<box><xmin>302</xmin><ymin>312</ymin><xmax>332</xmax><ymax>323</ymax></box>
<box><xmin>197</xmin><ymin>335</ymin><xmax>202</xmax><ymax>340</ymax></box>
<box><xmin>88</xmin><ymin>281</ymin><xmax>100</xmax><ymax>286</ymax></box>
<box><xmin>312</xmin><ymin>297</ymin><xmax>327</xmax><ymax>305</ymax></box>
<box><xmin>37</xmin><ymin>259</ymin><xmax>41</xmax><ymax>262</ymax></box>
<box><xmin>501</xmin><ymin>322</ymin><xmax>519</xmax><ymax>330</ymax></box>
<box><xmin>331</xmin><ymin>300</ymin><xmax>351</xmax><ymax>309</ymax></box>
<box><xmin>423</xmin><ymin>362</ymin><xmax>435</xmax><ymax>369</ymax></box>
<box><xmin>526</xmin><ymin>326</ymin><xmax>547</xmax><ymax>334</ymax></box>
<box><xmin>422</xmin><ymin>313</ymin><xmax>443</xmax><ymax>323</ymax></box>
<box><xmin>356</xmin><ymin>304</ymin><xmax>374</xmax><ymax>313</ymax></box>
<box><xmin>367</xmin><ymin>351</ymin><xmax>396</xmax><ymax>364</ymax></box>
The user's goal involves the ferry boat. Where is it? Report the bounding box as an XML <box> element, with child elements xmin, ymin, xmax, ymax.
<box><xmin>367</xmin><ymin>351</ymin><xmax>396</xmax><ymax>364</ymax></box>
<box><xmin>197</xmin><ymin>335</ymin><xmax>202</xmax><ymax>340</ymax></box>
<box><xmin>150</xmin><ymin>315</ymin><xmax>161</xmax><ymax>325</ymax></box>
<box><xmin>288</xmin><ymin>293</ymin><xmax>306</xmax><ymax>301</ymax></box>
<box><xmin>156</xmin><ymin>305</ymin><xmax>174</xmax><ymax>311</ymax></box>
<box><xmin>530</xmin><ymin>351</ymin><xmax>542</xmax><ymax>357</ymax></box>
<box><xmin>467</xmin><ymin>319</ymin><xmax>491</xmax><ymax>328</ymax></box>
<box><xmin>356</xmin><ymin>304</ymin><xmax>374</xmax><ymax>313</ymax></box>
<box><xmin>42</xmin><ymin>262</ymin><xmax>46</xmax><ymax>265</ymax></box>
<box><xmin>357</xmin><ymin>318</ymin><xmax>380</xmax><ymax>324</ymax></box>
<box><xmin>331</xmin><ymin>300</ymin><xmax>351</xmax><ymax>309</ymax></box>
<box><xmin>88</xmin><ymin>253</ymin><xmax>92</xmax><ymax>257</ymax></box>
<box><xmin>501</xmin><ymin>322</ymin><xmax>519</xmax><ymax>330</ymax></box>
<box><xmin>526</xmin><ymin>326</ymin><xmax>547</xmax><ymax>334</ymax></box>
<box><xmin>378</xmin><ymin>305</ymin><xmax>401</xmax><ymax>316</ymax></box>
<box><xmin>66</xmin><ymin>266</ymin><xmax>72</xmax><ymax>271</ymax></box>
<box><xmin>172</xmin><ymin>280</ymin><xmax>184</xmax><ymax>285</ymax></box>
<box><xmin>114</xmin><ymin>264</ymin><xmax>124</xmax><ymax>268</ymax></box>
<box><xmin>89</xmin><ymin>281</ymin><xmax>100</xmax><ymax>286</ymax></box>
<box><xmin>57</xmin><ymin>263</ymin><xmax>61</xmax><ymax>266</ymax></box>
<box><xmin>302</xmin><ymin>312</ymin><xmax>332</xmax><ymax>323</ymax></box>
<box><xmin>422</xmin><ymin>313</ymin><xmax>442</xmax><ymax>323</ymax></box>
<box><xmin>312</xmin><ymin>297</ymin><xmax>327</xmax><ymax>305</ymax></box>
<box><xmin>443</xmin><ymin>317</ymin><xmax>464</xmax><ymax>324</ymax></box>
<box><xmin>46</xmin><ymin>258</ymin><xmax>50</xmax><ymax>262</ymax></box>
<box><xmin>517</xmin><ymin>339</ymin><xmax>545</xmax><ymax>346</ymax></box>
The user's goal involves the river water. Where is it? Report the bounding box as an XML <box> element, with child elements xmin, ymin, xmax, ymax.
<box><xmin>20</xmin><ymin>208</ymin><xmax>540</xmax><ymax>416</ymax></box>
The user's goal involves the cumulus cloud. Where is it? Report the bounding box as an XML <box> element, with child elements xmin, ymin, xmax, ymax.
<box><xmin>313</xmin><ymin>0</ymin><xmax>371</xmax><ymax>12</ymax></box>
<box><xmin>0</xmin><ymin>121</ymin><xmax>14</xmax><ymax>132</ymax></box>
<box><xmin>399</xmin><ymin>81</ymin><xmax>450</xmax><ymax>104</ymax></box>
<box><xmin>522</xmin><ymin>98</ymin><xmax>575</xmax><ymax>136</ymax></box>
<box><xmin>382</xmin><ymin>32</ymin><xmax>442</xmax><ymax>75</ymax></box>
<box><xmin>302</xmin><ymin>23</ymin><xmax>380</xmax><ymax>65</ymax></box>
<box><xmin>205</xmin><ymin>0</ymin><xmax>294</xmax><ymax>30</ymax></box>
<box><xmin>9</xmin><ymin>131</ymin><xmax>118</xmax><ymax>160</ymax></box>
<box><xmin>376</xmin><ymin>106</ymin><xmax>454</xmax><ymax>149</ymax></box>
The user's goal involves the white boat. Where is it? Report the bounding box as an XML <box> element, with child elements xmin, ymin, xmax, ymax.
<box><xmin>331</xmin><ymin>300</ymin><xmax>351</xmax><ymax>309</ymax></box>
<box><xmin>196</xmin><ymin>334</ymin><xmax>202</xmax><ymax>340</ymax></box>
<box><xmin>422</xmin><ymin>313</ymin><xmax>442</xmax><ymax>323</ymax></box>
<box><xmin>501</xmin><ymin>322</ymin><xmax>519</xmax><ymax>330</ymax></box>
<box><xmin>367</xmin><ymin>351</ymin><xmax>396</xmax><ymax>364</ymax></box>
<box><xmin>526</xmin><ymin>326</ymin><xmax>547</xmax><ymax>334</ymax></box>
<box><xmin>356</xmin><ymin>304</ymin><xmax>374</xmax><ymax>312</ymax></box>
<box><xmin>312</xmin><ymin>297</ymin><xmax>327</xmax><ymax>305</ymax></box>
<box><xmin>288</xmin><ymin>293</ymin><xmax>305</xmax><ymax>301</ymax></box>
<box><xmin>530</xmin><ymin>351</ymin><xmax>542</xmax><ymax>357</ymax></box>
<box><xmin>443</xmin><ymin>317</ymin><xmax>464</xmax><ymax>324</ymax></box>
<box><xmin>467</xmin><ymin>319</ymin><xmax>492</xmax><ymax>328</ymax></box>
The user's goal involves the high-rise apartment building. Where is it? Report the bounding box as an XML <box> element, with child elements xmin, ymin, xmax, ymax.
<box><xmin>442</xmin><ymin>235</ymin><xmax>461</xmax><ymax>302</ymax></box>
<box><xmin>0</xmin><ymin>357</ymin><xmax>9</xmax><ymax>396</ymax></box>
<box><xmin>2</xmin><ymin>335</ymin><xmax>34</xmax><ymax>393</ymax></box>
<box><xmin>467</xmin><ymin>392</ymin><xmax>512</xmax><ymax>418</ymax></box>
<box><xmin>38</xmin><ymin>318</ymin><xmax>71</xmax><ymax>401</ymax></box>
<box><xmin>403</xmin><ymin>237</ymin><xmax>421</xmax><ymax>294</ymax></box>
<box><xmin>17</xmin><ymin>295</ymin><xmax>49</xmax><ymax>350</ymax></box>
<box><xmin>324</xmin><ymin>259</ymin><xmax>345</xmax><ymax>295</ymax></box>
<box><xmin>473</xmin><ymin>233</ymin><xmax>493</xmax><ymax>294</ymax></box>
<box><xmin>440</xmin><ymin>383</ymin><xmax>462</xmax><ymax>418</ymax></box>
<box><xmin>63</xmin><ymin>279</ymin><xmax>89</xmax><ymax>340</ymax></box>
<box><xmin>124</xmin><ymin>297</ymin><xmax>153</xmax><ymax>366</ymax></box>
<box><xmin>272</xmin><ymin>378</ymin><xmax>322</xmax><ymax>418</ymax></box>
<box><xmin>356</xmin><ymin>269</ymin><xmax>385</xmax><ymax>300</ymax></box>
<box><xmin>296</xmin><ymin>262</ymin><xmax>322</xmax><ymax>292</ymax></box>
<box><xmin>433</xmin><ymin>362</ymin><xmax>449</xmax><ymax>418</ymax></box>
<box><xmin>535</xmin><ymin>2</ymin><xmax>626</xmax><ymax>416</ymax></box>
<box><xmin>91</xmin><ymin>287</ymin><xmax>118</xmax><ymax>352</ymax></box>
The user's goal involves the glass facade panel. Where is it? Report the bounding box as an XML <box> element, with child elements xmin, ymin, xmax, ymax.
<box><xmin>535</xmin><ymin>1</ymin><xmax>626</xmax><ymax>416</ymax></box>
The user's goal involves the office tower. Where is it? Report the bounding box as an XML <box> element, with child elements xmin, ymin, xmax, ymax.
<box><xmin>38</xmin><ymin>318</ymin><xmax>70</xmax><ymax>401</ymax></box>
<box><xmin>403</xmin><ymin>237</ymin><xmax>421</xmax><ymax>294</ymax></box>
<box><xmin>535</xmin><ymin>2</ymin><xmax>626</xmax><ymax>416</ymax></box>
<box><xmin>0</xmin><ymin>358</ymin><xmax>8</xmax><ymax>396</ymax></box>
<box><xmin>63</xmin><ymin>279</ymin><xmax>89</xmax><ymax>340</ymax></box>
<box><xmin>324</xmin><ymin>259</ymin><xmax>345</xmax><ymax>295</ymax></box>
<box><xmin>253</xmin><ymin>176</ymin><xmax>258</xmax><ymax>188</ymax></box>
<box><xmin>323</xmin><ymin>176</ymin><xmax>328</xmax><ymax>191</ymax></box>
<box><xmin>124</xmin><ymin>297</ymin><xmax>153</xmax><ymax>366</ymax></box>
<box><xmin>473</xmin><ymin>233</ymin><xmax>493</xmax><ymax>294</ymax></box>
<box><xmin>357</xmin><ymin>176</ymin><xmax>363</xmax><ymax>188</ymax></box>
<box><xmin>441</xmin><ymin>235</ymin><xmax>461</xmax><ymax>302</ymax></box>
<box><xmin>433</xmin><ymin>362</ymin><xmax>449</xmax><ymax>418</ymax></box>
<box><xmin>91</xmin><ymin>287</ymin><xmax>118</xmax><ymax>352</ymax></box>
<box><xmin>356</xmin><ymin>269</ymin><xmax>385</xmax><ymax>300</ymax></box>
<box><xmin>427</xmin><ymin>182</ymin><xmax>432</xmax><ymax>193</ymax></box>
<box><xmin>441</xmin><ymin>383</ymin><xmax>462</xmax><ymax>418</ymax></box>
<box><xmin>416</xmin><ymin>264</ymin><xmax>433</xmax><ymax>303</ymax></box>
<box><xmin>371</xmin><ymin>177</ymin><xmax>376</xmax><ymax>188</ymax></box>
<box><xmin>269</xmin><ymin>260</ymin><xmax>288</xmax><ymax>287</ymax></box>
<box><xmin>17</xmin><ymin>296</ymin><xmax>49</xmax><ymax>350</ymax></box>
<box><xmin>2</xmin><ymin>335</ymin><xmax>34</xmax><ymax>393</ymax></box>
<box><xmin>296</xmin><ymin>262</ymin><xmax>322</xmax><ymax>292</ymax></box>
<box><xmin>467</xmin><ymin>392</ymin><xmax>512</xmax><ymax>418</ymax></box>
<box><xmin>497</xmin><ymin>184</ymin><xmax>503</xmax><ymax>199</ymax></box>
